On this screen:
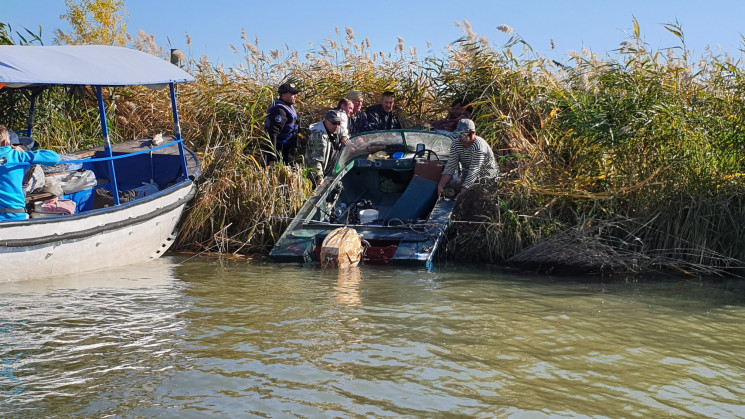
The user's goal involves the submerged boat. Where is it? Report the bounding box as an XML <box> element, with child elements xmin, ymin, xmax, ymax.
<box><xmin>270</xmin><ymin>129</ymin><xmax>457</xmax><ymax>269</ymax></box>
<box><xmin>0</xmin><ymin>45</ymin><xmax>201</xmax><ymax>281</ymax></box>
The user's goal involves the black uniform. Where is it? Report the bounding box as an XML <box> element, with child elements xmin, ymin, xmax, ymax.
<box><xmin>364</xmin><ymin>104</ymin><xmax>401</xmax><ymax>132</ymax></box>
<box><xmin>264</xmin><ymin>98</ymin><xmax>299</xmax><ymax>162</ymax></box>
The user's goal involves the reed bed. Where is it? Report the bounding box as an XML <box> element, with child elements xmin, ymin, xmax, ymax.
<box><xmin>4</xmin><ymin>19</ymin><xmax>745</xmax><ymax>276</ymax></box>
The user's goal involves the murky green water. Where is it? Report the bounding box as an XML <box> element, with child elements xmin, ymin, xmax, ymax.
<box><xmin>2</xmin><ymin>256</ymin><xmax>745</xmax><ymax>417</ymax></box>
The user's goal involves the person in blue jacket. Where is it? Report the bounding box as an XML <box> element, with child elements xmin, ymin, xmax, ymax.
<box><xmin>0</xmin><ymin>125</ymin><xmax>61</xmax><ymax>221</ymax></box>
<box><xmin>264</xmin><ymin>82</ymin><xmax>301</xmax><ymax>163</ymax></box>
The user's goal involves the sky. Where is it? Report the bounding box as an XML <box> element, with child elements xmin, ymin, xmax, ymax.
<box><xmin>4</xmin><ymin>0</ymin><xmax>745</xmax><ymax>68</ymax></box>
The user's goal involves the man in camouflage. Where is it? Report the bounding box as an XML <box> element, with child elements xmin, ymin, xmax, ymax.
<box><xmin>305</xmin><ymin>110</ymin><xmax>346</xmax><ymax>184</ymax></box>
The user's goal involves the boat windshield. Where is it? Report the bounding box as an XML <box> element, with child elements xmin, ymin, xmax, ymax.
<box><xmin>334</xmin><ymin>130</ymin><xmax>454</xmax><ymax>174</ymax></box>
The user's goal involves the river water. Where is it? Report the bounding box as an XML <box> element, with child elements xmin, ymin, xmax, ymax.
<box><xmin>1</xmin><ymin>256</ymin><xmax>745</xmax><ymax>417</ymax></box>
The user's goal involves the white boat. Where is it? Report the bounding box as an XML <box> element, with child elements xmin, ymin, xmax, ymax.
<box><xmin>0</xmin><ymin>45</ymin><xmax>200</xmax><ymax>281</ymax></box>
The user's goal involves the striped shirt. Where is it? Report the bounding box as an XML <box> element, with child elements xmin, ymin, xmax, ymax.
<box><xmin>443</xmin><ymin>136</ymin><xmax>499</xmax><ymax>187</ymax></box>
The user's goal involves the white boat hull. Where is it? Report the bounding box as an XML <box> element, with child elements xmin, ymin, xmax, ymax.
<box><xmin>0</xmin><ymin>182</ymin><xmax>195</xmax><ymax>281</ymax></box>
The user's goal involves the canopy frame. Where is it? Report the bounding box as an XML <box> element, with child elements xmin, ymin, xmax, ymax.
<box><xmin>0</xmin><ymin>45</ymin><xmax>194</xmax><ymax>207</ymax></box>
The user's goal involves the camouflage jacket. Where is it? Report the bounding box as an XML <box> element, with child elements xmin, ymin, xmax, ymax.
<box><xmin>306</xmin><ymin>120</ymin><xmax>342</xmax><ymax>176</ymax></box>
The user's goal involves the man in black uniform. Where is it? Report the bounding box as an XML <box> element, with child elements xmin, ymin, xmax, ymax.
<box><xmin>363</xmin><ymin>91</ymin><xmax>401</xmax><ymax>132</ymax></box>
<box><xmin>264</xmin><ymin>82</ymin><xmax>301</xmax><ymax>163</ymax></box>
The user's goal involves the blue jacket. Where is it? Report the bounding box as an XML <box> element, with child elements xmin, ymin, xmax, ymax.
<box><xmin>265</xmin><ymin>99</ymin><xmax>299</xmax><ymax>147</ymax></box>
<box><xmin>0</xmin><ymin>146</ymin><xmax>61</xmax><ymax>220</ymax></box>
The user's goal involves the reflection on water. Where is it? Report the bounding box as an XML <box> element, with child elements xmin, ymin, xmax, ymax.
<box><xmin>336</xmin><ymin>267</ymin><xmax>363</xmax><ymax>306</ymax></box>
<box><xmin>0</xmin><ymin>258</ymin><xmax>189</xmax><ymax>417</ymax></box>
<box><xmin>2</xmin><ymin>257</ymin><xmax>745</xmax><ymax>417</ymax></box>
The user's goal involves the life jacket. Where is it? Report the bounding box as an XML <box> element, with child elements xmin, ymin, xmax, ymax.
<box><xmin>266</xmin><ymin>99</ymin><xmax>299</xmax><ymax>146</ymax></box>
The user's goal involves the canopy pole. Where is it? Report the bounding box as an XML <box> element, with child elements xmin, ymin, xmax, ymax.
<box><xmin>97</xmin><ymin>86</ymin><xmax>120</xmax><ymax>205</ymax></box>
<box><xmin>170</xmin><ymin>82</ymin><xmax>189</xmax><ymax>180</ymax></box>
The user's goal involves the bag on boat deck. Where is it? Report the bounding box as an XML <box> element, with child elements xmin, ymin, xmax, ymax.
<box><xmin>23</xmin><ymin>164</ymin><xmax>46</xmax><ymax>194</ymax></box>
<box><xmin>91</xmin><ymin>180</ymin><xmax>159</xmax><ymax>209</ymax></box>
<box><xmin>132</xmin><ymin>180</ymin><xmax>159</xmax><ymax>198</ymax></box>
<box><xmin>57</xmin><ymin>170</ymin><xmax>97</xmax><ymax>194</ymax></box>
<box><xmin>93</xmin><ymin>187</ymin><xmax>137</xmax><ymax>209</ymax></box>
<box><xmin>321</xmin><ymin>227</ymin><xmax>364</xmax><ymax>269</ymax></box>
<box><xmin>40</xmin><ymin>176</ymin><xmax>63</xmax><ymax>196</ymax></box>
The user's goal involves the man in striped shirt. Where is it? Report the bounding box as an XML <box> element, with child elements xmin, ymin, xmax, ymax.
<box><xmin>437</xmin><ymin>119</ymin><xmax>499</xmax><ymax>196</ymax></box>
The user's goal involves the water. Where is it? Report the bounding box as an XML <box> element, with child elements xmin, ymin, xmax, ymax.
<box><xmin>2</xmin><ymin>257</ymin><xmax>745</xmax><ymax>417</ymax></box>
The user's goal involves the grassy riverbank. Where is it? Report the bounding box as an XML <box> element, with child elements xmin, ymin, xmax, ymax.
<box><xmin>5</xmin><ymin>21</ymin><xmax>745</xmax><ymax>276</ymax></box>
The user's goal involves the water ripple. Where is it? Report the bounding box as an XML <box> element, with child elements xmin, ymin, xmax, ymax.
<box><xmin>3</xmin><ymin>260</ymin><xmax>745</xmax><ymax>417</ymax></box>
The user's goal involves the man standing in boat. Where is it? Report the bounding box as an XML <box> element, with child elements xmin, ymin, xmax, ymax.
<box><xmin>265</xmin><ymin>82</ymin><xmax>301</xmax><ymax>163</ymax></box>
<box><xmin>0</xmin><ymin>125</ymin><xmax>61</xmax><ymax>221</ymax></box>
<box><xmin>305</xmin><ymin>110</ymin><xmax>346</xmax><ymax>184</ymax></box>
<box><xmin>437</xmin><ymin>119</ymin><xmax>499</xmax><ymax>197</ymax></box>
<box><xmin>363</xmin><ymin>91</ymin><xmax>401</xmax><ymax>132</ymax></box>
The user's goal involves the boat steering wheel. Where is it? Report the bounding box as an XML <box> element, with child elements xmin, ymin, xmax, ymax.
<box><xmin>414</xmin><ymin>148</ymin><xmax>439</xmax><ymax>161</ymax></box>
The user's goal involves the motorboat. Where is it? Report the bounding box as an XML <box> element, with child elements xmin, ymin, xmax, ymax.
<box><xmin>270</xmin><ymin>129</ymin><xmax>457</xmax><ymax>269</ymax></box>
<box><xmin>0</xmin><ymin>45</ymin><xmax>200</xmax><ymax>281</ymax></box>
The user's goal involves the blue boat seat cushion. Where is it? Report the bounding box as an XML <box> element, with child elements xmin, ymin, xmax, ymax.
<box><xmin>386</xmin><ymin>175</ymin><xmax>438</xmax><ymax>221</ymax></box>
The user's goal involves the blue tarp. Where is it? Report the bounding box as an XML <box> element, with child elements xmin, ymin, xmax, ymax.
<box><xmin>0</xmin><ymin>45</ymin><xmax>194</xmax><ymax>87</ymax></box>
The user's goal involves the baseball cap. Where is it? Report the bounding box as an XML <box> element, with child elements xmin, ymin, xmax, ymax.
<box><xmin>278</xmin><ymin>83</ymin><xmax>300</xmax><ymax>95</ymax></box>
<box><xmin>325</xmin><ymin>110</ymin><xmax>343</xmax><ymax>123</ymax></box>
<box><xmin>455</xmin><ymin>118</ymin><xmax>476</xmax><ymax>133</ymax></box>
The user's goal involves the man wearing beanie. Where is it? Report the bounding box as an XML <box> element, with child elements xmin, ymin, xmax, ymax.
<box><xmin>438</xmin><ymin>118</ymin><xmax>499</xmax><ymax>196</ymax></box>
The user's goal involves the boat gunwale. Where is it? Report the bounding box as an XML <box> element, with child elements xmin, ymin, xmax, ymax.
<box><xmin>0</xmin><ymin>181</ymin><xmax>195</xmax><ymax>247</ymax></box>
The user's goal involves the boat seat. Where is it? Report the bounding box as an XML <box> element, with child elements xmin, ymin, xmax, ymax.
<box><xmin>414</xmin><ymin>159</ymin><xmax>445</xmax><ymax>182</ymax></box>
<box><xmin>386</xmin><ymin>175</ymin><xmax>439</xmax><ymax>221</ymax></box>
<box><xmin>385</xmin><ymin>160</ymin><xmax>445</xmax><ymax>221</ymax></box>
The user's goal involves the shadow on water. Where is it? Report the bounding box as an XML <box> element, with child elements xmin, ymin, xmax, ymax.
<box><xmin>2</xmin><ymin>256</ymin><xmax>745</xmax><ymax>417</ymax></box>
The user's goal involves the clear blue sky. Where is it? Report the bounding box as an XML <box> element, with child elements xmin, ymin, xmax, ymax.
<box><xmin>5</xmin><ymin>0</ymin><xmax>745</xmax><ymax>67</ymax></box>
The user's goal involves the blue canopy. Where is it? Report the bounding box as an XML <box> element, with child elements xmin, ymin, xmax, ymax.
<box><xmin>0</xmin><ymin>45</ymin><xmax>194</xmax><ymax>88</ymax></box>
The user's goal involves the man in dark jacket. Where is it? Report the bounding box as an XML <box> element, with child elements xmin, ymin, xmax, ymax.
<box><xmin>346</xmin><ymin>89</ymin><xmax>368</xmax><ymax>136</ymax></box>
<box><xmin>363</xmin><ymin>91</ymin><xmax>401</xmax><ymax>132</ymax></box>
<box><xmin>264</xmin><ymin>83</ymin><xmax>300</xmax><ymax>163</ymax></box>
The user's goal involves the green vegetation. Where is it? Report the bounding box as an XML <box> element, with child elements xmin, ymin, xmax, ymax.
<box><xmin>55</xmin><ymin>0</ymin><xmax>129</xmax><ymax>46</ymax></box>
<box><xmin>0</xmin><ymin>22</ymin><xmax>43</xmax><ymax>46</ymax></box>
<box><xmin>4</xmin><ymin>8</ymin><xmax>745</xmax><ymax>276</ymax></box>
